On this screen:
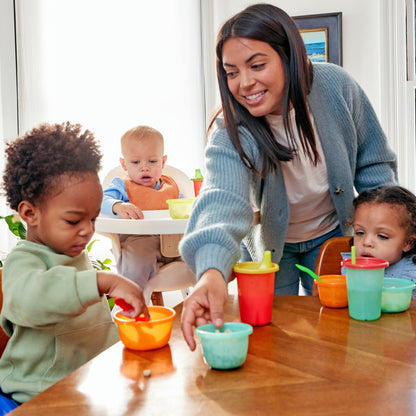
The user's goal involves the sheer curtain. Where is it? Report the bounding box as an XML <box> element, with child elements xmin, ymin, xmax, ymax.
<box><xmin>0</xmin><ymin>0</ymin><xmax>18</xmax><ymax>256</ymax></box>
<box><xmin>0</xmin><ymin>0</ymin><xmax>205</xmax><ymax>256</ymax></box>
<box><xmin>15</xmin><ymin>0</ymin><xmax>205</xmax><ymax>180</ymax></box>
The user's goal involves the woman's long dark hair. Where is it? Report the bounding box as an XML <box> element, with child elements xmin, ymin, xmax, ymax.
<box><xmin>209</xmin><ymin>3</ymin><xmax>317</xmax><ymax>176</ymax></box>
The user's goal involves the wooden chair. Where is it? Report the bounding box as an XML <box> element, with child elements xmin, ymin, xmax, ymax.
<box><xmin>97</xmin><ymin>165</ymin><xmax>196</xmax><ymax>306</ymax></box>
<box><xmin>314</xmin><ymin>236</ymin><xmax>353</xmax><ymax>276</ymax></box>
<box><xmin>0</xmin><ymin>269</ymin><xmax>9</xmax><ymax>356</ymax></box>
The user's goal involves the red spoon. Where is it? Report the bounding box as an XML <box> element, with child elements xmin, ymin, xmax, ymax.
<box><xmin>114</xmin><ymin>298</ymin><xmax>149</xmax><ymax>322</ymax></box>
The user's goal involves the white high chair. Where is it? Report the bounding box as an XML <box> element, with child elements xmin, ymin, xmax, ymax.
<box><xmin>97</xmin><ymin>165</ymin><xmax>196</xmax><ymax>305</ymax></box>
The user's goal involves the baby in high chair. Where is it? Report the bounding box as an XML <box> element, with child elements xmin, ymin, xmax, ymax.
<box><xmin>101</xmin><ymin>125</ymin><xmax>184</xmax><ymax>290</ymax></box>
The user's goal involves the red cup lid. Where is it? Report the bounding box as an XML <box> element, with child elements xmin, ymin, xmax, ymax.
<box><xmin>341</xmin><ymin>257</ymin><xmax>389</xmax><ymax>269</ymax></box>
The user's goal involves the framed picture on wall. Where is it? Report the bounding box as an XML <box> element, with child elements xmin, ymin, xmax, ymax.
<box><xmin>293</xmin><ymin>12</ymin><xmax>342</xmax><ymax>66</ymax></box>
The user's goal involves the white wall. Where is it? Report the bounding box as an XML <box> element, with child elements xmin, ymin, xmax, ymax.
<box><xmin>206</xmin><ymin>0</ymin><xmax>383</xmax><ymax>124</ymax></box>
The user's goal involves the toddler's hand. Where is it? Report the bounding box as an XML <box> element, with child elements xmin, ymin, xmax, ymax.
<box><xmin>97</xmin><ymin>271</ymin><xmax>150</xmax><ymax>319</ymax></box>
<box><xmin>112</xmin><ymin>202</ymin><xmax>144</xmax><ymax>219</ymax></box>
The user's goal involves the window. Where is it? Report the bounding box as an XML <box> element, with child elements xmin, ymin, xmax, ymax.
<box><xmin>0</xmin><ymin>0</ymin><xmax>206</xmax><ymax>256</ymax></box>
<box><xmin>15</xmin><ymin>0</ymin><xmax>205</xmax><ymax>180</ymax></box>
<box><xmin>403</xmin><ymin>0</ymin><xmax>416</xmax><ymax>191</ymax></box>
<box><xmin>380</xmin><ymin>0</ymin><xmax>415</xmax><ymax>192</ymax></box>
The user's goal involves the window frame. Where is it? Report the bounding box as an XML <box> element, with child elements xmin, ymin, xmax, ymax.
<box><xmin>380</xmin><ymin>0</ymin><xmax>416</xmax><ymax>192</ymax></box>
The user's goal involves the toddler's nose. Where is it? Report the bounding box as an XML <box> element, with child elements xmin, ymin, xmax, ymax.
<box><xmin>363</xmin><ymin>235</ymin><xmax>375</xmax><ymax>247</ymax></box>
<box><xmin>79</xmin><ymin>221</ymin><xmax>94</xmax><ymax>237</ymax></box>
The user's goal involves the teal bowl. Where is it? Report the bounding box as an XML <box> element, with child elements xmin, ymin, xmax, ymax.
<box><xmin>195</xmin><ymin>322</ymin><xmax>253</xmax><ymax>370</ymax></box>
<box><xmin>381</xmin><ymin>277</ymin><xmax>415</xmax><ymax>313</ymax></box>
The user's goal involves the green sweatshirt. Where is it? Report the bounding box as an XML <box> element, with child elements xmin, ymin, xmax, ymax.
<box><xmin>0</xmin><ymin>240</ymin><xmax>119</xmax><ymax>403</ymax></box>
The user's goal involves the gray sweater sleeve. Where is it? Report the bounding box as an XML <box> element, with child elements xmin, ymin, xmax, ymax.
<box><xmin>179</xmin><ymin>124</ymin><xmax>260</xmax><ymax>282</ymax></box>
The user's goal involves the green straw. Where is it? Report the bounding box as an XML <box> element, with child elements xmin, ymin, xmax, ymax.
<box><xmin>351</xmin><ymin>246</ymin><xmax>356</xmax><ymax>264</ymax></box>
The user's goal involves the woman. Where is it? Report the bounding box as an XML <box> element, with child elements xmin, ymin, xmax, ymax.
<box><xmin>180</xmin><ymin>3</ymin><xmax>397</xmax><ymax>350</ymax></box>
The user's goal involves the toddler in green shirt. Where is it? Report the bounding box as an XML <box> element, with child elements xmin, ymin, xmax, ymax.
<box><xmin>0</xmin><ymin>122</ymin><xmax>149</xmax><ymax>405</ymax></box>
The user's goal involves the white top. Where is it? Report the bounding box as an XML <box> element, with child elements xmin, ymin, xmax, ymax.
<box><xmin>266</xmin><ymin>110</ymin><xmax>338</xmax><ymax>243</ymax></box>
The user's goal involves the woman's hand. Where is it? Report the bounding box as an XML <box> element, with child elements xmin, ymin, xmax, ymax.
<box><xmin>181</xmin><ymin>269</ymin><xmax>228</xmax><ymax>351</ymax></box>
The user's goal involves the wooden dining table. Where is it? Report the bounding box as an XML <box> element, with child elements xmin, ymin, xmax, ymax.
<box><xmin>9</xmin><ymin>295</ymin><xmax>416</xmax><ymax>415</ymax></box>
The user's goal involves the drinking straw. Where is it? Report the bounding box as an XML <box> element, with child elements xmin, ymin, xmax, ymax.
<box><xmin>351</xmin><ymin>246</ymin><xmax>356</xmax><ymax>264</ymax></box>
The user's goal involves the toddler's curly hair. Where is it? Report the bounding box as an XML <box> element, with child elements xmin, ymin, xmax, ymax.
<box><xmin>3</xmin><ymin>122</ymin><xmax>102</xmax><ymax>211</ymax></box>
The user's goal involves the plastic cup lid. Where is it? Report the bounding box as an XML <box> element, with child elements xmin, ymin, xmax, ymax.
<box><xmin>233</xmin><ymin>261</ymin><xmax>279</xmax><ymax>274</ymax></box>
<box><xmin>191</xmin><ymin>168</ymin><xmax>204</xmax><ymax>181</ymax></box>
<box><xmin>341</xmin><ymin>257</ymin><xmax>389</xmax><ymax>269</ymax></box>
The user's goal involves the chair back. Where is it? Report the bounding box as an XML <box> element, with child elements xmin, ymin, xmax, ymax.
<box><xmin>314</xmin><ymin>236</ymin><xmax>353</xmax><ymax>276</ymax></box>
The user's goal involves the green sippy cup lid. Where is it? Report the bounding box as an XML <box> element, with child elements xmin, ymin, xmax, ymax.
<box><xmin>192</xmin><ymin>169</ymin><xmax>203</xmax><ymax>181</ymax></box>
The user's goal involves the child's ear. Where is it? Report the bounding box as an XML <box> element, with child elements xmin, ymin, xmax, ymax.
<box><xmin>18</xmin><ymin>200</ymin><xmax>39</xmax><ymax>226</ymax></box>
<box><xmin>162</xmin><ymin>155</ymin><xmax>167</xmax><ymax>168</ymax></box>
<box><xmin>119</xmin><ymin>157</ymin><xmax>127</xmax><ymax>171</ymax></box>
<box><xmin>404</xmin><ymin>235</ymin><xmax>416</xmax><ymax>253</ymax></box>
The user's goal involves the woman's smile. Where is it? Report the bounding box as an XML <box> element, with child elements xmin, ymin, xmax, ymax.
<box><xmin>244</xmin><ymin>90</ymin><xmax>267</xmax><ymax>103</ymax></box>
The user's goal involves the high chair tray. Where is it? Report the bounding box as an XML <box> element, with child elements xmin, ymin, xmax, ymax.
<box><xmin>96</xmin><ymin>211</ymin><xmax>188</xmax><ymax>235</ymax></box>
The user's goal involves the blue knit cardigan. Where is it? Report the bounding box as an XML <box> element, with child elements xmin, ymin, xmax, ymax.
<box><xmin>180</xmin><ymin>63</ymin><xmax>398</xmax><ymax>282</ymax></box>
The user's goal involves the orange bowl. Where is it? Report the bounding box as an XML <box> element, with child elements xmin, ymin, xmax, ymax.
<box><xmin>114</xmin><ymin>306</ymin><xmax>176</xmax><ymax>350</ymax></box>
<box><xmin>316</xmin><ymin>274</ymin><xmax>348</xmax><ymax>308</ymax></box>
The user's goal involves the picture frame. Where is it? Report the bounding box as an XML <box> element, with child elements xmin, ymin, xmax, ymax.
<box><xmin>292</xmin><ymin>12</ymin><xmax>342</xmax><ymax>66</ymax></box>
